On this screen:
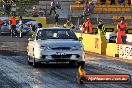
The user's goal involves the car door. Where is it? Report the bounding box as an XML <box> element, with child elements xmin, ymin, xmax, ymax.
<box><xmin>27</xmin><ymin>35</ymin><xmax>36</xmax><ymax>57</ymax></box>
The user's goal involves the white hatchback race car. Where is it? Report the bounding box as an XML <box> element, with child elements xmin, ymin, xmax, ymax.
<box><xmin>27</xmin><ymin>27</ymin><xmax>85</xmax><ymax>67</ymax></box>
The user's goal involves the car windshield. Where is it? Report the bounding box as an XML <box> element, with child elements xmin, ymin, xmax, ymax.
<box><xmin>36</xmin><ymin>29</ymin><xmax>78</xmax><ymax>40</ymax></box>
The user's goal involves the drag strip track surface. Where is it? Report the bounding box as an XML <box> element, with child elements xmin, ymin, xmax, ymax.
<box><xmin>0</xmin><ymin>36</ymin><xmax>132</xmax><ymax>88</ymax></box>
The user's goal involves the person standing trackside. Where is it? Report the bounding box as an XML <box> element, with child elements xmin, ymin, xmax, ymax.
<box><xmin>10</xmin><ymin>15</ymin><xmax>17</xmax><ymax>37</ymax></box>
<box><xmin>97</xmin><ymin>20</ymin><xmax>105</xmax><ymax>35</ymax></box>
<box><xmin>82</xmin><ymin>19</ymin><xmax>87</xmax><ymax>33</ymax></box>
<box><xmin>18</xmin><ymin>16</ymin><xmax>23</xmax><ymax>38</ymax></box>
<box><xmin>84</xmin><ymin>18</ymin><xmax>92</xmax><ymax>34</ymax></box>
<box><xmin>127</xmin><ymin>0</ymin><xmax>131</xmax><ymax>5</ymax></box>
<box><xmin>63</xmin><ymin>19</ymin><xmax>75</xmax><ymax>29</ymax></box>
<box><xmin>55</xmin><ymin>13</ymin><xmax>59</xmax><ymax>26</ymax></box>
<box><xmin>116</xmin><ymin>17</ymin><xmax>127</xmax><ymax>44</ymax></box>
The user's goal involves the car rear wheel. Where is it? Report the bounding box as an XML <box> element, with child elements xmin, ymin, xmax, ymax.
<box><xmin>27</xmin><ymin>55</ymin><xmax>32</xmax><ymax>65</ymax></box>
<box><xmin>32</xmin><ymin>56</ymin><xmax>41</xmax><ymax>67</ymax></box>
<box><xmin>69</xmin><ymin>60</ymin><xmax>76</xmax><ymax>66</ymax></box>
<box><xmin>0</xmin><ymin>30</ymin><xmax>1</xmax><ymax>35</ymax></box>
<box><xmin>77</xmin><ymin>61</ymin><xmax>85</xmax><ymax>67</ymax></box>
<box><xmin>32</xmin><ymin>52</ymin><xmax>37</xmax><ymax>67</ymax></box>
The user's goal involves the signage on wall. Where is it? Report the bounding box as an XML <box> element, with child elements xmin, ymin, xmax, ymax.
<box><xmin>95</xmin><ymin>38</ymin><xmax>99</xmax><ymax>49</ymax></box>
<box><xmin>119</xmin><ymin>45</ymin><xmax>132</xmax><ymax>59</ymax></box>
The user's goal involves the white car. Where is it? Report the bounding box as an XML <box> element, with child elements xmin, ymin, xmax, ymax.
<box><xmin>27</xmin><ymin>27</ymin><xmax>85</xmax><ymax>67</ymax></box>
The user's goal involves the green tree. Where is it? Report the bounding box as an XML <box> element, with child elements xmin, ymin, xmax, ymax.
<box><xmin>16</xmin><ymin>0</ymin><xmax>38</xmax><ymax>16</ymax></box>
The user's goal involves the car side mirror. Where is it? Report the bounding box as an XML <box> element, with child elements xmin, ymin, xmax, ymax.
<box><xmin>28</xmin><ymin>38</ymin><xmax>34</xmax><ymax>41</ymax></box>
<box><xmin>79</xmin><ymin>37</ymin><xmax>83</xmax><ymax>41</ymax></box>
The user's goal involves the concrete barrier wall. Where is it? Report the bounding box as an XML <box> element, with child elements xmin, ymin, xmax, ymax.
<box><xmin>76</xmin><ymin>33</ymin><xmax>107</xmax><ymax>55</ymax></box>
<box><xmin>106</xmin><ymin>43</ymin><xmax>132</xmax><ymax>60</ymax></box>
<box><xmin>106</xmin><ymin>43</ymin><xmax>119</xmax><ymax>57</ymax></box>
<box><xmin>76</xmin><ymin>33</ymin><xmax>132</xmax><ymax>60</ymax></box>
<box><xmin>119</xmin><ymin>44</ymin><xmax>132</xmax><ymax>60</ymax></box>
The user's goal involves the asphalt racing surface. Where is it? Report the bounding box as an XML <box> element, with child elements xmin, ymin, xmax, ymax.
<box><xmin>0</xmin><ymin>35</ymin><xmax>132</xmax><ymax>88</ymax></box>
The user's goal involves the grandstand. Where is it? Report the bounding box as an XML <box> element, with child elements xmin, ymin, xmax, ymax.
<box><xmin>70</xmin><ymin>0</ymin><xmax>132</xmax><ymax>25</ymax></box>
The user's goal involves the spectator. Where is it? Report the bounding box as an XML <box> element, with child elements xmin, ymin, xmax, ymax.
<box><xmin>116</xmin><ymin>17</ymin><xmax>127</xmax><ymax>44</ymax></box>
<box><xmin>84</xmin><ymin>18</ymin><xmax>92</xmax><ymax>33</ymax></box>
<box><xmin>11</xmin><ymin>1</ymin><xmax>16</xmax><ymax>16</ymax></box>
<box><xmin>128</xmin><ymin>0</ymin><xmax>131</xmax><ymax>5</ymax></box>
<box><xmin>100</xmin><ymin>0</ymin><xmax>106</xmax><ymax>5</ymax></box>
<box><xmin>97</xmin><ymin>19</ymin><xmax>106</xmax><ymax>35</ymax></box>
<box><xmin>110</xmin><ymin>0</ymin><xmax>115</xmax><ymax>5</ymax></box>
<box><xmin>10</xmin><ymin>15</ymin><xmax>17</xmax><ymax>37</ymax></box>
<box><xmin>18</xmin><ymin>16</ymin><xmax>23</xmax><ymax>38</ymax></box>
<box><xmin>50</xmin><ymin>0</ymin><xmax>56</xmax><ymax>15</ymax></box>
<box><xmin>3</xmin><ymin>1</ymin><xmax>11</xmax><ymax>16</ymax></box>
<box><xmin>55</xmin><ymin>14</ymin><xmax>59</xmax><ymax>26</ymax></box>
<box><xmin>38</xmin><ymin>8</ymin><xmax>44</xmax><ymax>17</ymax></box>
<box><xmin>63</xmin><ymin>19</ymin><xmax>74</xmax><ymax>29</ymax></box>
<box><xmin>88</xmin><ymin>1</ymin><xmax>95</xmax><ymax>15</ymax></box>
<box><xmin>56</xmin><ymin>1</ymin><xmax>61</xmax><ymax>9</ymax></box>
<box><xmin>32</xmin><ymin>6</ymin><xmax>38</xmax><ymax>17</ymax></box>
<box><xmin>118</xmin><ymin>0</ymin><xmax>125</xmax><ymax>5</ymax></box>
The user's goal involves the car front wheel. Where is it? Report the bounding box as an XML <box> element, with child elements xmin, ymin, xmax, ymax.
<box><xmin>27</xmin><ymin>55</ymin><xmax>32</xmax><ymax>65</ymax></box>
<box><xmin>33</xmin><ymin>57</ymin><xmax>37</xmax><ymax>67</ymax></box>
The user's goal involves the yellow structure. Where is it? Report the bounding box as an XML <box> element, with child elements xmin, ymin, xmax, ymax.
<box><xmin>76</xmin><ymin>33</ymin><xmax>107</xmax><ymax>55</ymax></box>
<box><xmin>76</xmin><ymin>32</ymin><xmax>132</xmax><ymax>60</ymax></box>
<box><xmin>70</xmin><ymin>0</ymin><xmax>131</xmax><ymax>17</ymax></box>
<box><xmin>106</xmin><ymin>43</ymin><xmax>119</xmax><ymax>57</ymax></box>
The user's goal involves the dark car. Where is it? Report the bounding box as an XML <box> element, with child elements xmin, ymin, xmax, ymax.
<box><xmin>0</xmin><ymin>20</ymin><xmax>31</xmax><ymax>35</ymax></box>
<box><xmin>0</xmin><ymin>20</ymin><xmax>10</xmax><ymax>35</ymax></box>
